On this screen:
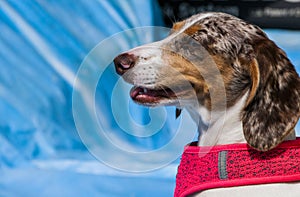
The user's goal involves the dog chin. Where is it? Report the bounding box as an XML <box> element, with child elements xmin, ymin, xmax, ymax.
<box><xmin>132</xmin><ymin>98</ymin><xmax>179</xmax><ymax>107</ymax></box>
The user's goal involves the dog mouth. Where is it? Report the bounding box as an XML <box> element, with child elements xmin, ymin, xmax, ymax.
<box><xmin>130</xmin><ymin>86</ymin><xmax>177</xmax><ymax>104</ymax></box>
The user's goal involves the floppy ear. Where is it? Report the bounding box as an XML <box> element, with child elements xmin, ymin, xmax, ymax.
<box><xmin>241</xmin><ymin>38</ymin><xmax>300</xmax><ymax>152</ymax></box>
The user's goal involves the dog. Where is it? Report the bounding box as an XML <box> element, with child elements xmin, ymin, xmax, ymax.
<box><xmin>114</xmin><ymin>12</ymin><xmax>300</xmax><ymax>196</ymax></box>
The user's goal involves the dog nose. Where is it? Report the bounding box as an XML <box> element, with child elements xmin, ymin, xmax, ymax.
<box><xmin>113</xmin><ymin>53</ymin><xmax>136</xmax><ymax>75</ymax></box>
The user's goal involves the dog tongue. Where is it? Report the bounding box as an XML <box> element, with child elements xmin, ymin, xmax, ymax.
<box><xmin>130</xmin><ymin>87</ymin><xmax>160</xmax><ymax>103</ymax></box>
<box><xmin>130</xmin><ymin>87</ymin><xmax>143</xmax><ymax>99</ymax></box>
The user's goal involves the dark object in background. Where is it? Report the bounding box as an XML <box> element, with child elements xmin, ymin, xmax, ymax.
<box><xmin>158</xmin><ymin>0</ymin><xmax>300</xmax><ymax>30</ymax></box>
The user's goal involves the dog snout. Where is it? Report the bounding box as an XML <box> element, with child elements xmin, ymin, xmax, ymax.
<box><xmin>114</xmin><ymin>53</ymin><xmax>136</xmax><ymax>75</ymax></box>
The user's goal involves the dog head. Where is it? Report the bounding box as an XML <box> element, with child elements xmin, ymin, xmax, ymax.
<box><xmin>114</xmin><ymin>12</ymin><xmax>300</xmax><ymax>151</ymax></box>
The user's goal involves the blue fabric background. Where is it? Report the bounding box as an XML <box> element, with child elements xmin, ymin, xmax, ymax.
<box><xmin>0</xmin><ymin>0</ymin><xmax>299</xmax><ymax>196</ymax></box>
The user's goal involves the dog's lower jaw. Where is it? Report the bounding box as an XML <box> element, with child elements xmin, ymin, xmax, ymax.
<box><xmin>186</xmin><ymin>93</ymin><xmax>248</xmax><ymax>147</ymax></box>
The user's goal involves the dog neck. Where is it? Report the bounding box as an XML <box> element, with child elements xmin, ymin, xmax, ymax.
<box><xmin>186</xmin><ymin>93</ymin><xmax>297</xmax><ymax>147</ymax></box>
<box><xmin>186</xmin><ymin>94</ymin><xmax>248</xmax><ymax>146</ymax></box>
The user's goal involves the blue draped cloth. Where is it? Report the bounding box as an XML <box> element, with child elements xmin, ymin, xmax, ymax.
<box><xmin>0</xmin><ymin>0</ymin><xmax>299</xmax><ymax>196</ymax></box>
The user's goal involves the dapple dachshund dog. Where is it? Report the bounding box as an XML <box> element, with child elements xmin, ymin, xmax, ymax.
<box><xmin>114</xmin><ymin>12</ymin><xmax>300</xmax><ymax>197</ymax></box>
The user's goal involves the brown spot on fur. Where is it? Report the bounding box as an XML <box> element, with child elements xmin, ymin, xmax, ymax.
<box><xmin>172</xmin><ymin>21</ymin><xmax>185</xmax><ymax>31</ymax></box>
<box><xmin>211</xmin><ymin>55</ymin><xmax>234</xmax><ymax>83</ymax></box>
<box><xmin>245</xmin><ymin>59</ymin><xmax>260</xmax><ymax>107</ymax></box>
<box><xmin>172</xmin><ymin>22</ymin><xmax>201</xmax><ymax>36</ymax></box>
<box><xmin>161</xmin><ymin>50</ymin><xmax>239</xmax><ymax>111</ymax></box>
<box><xmin>210</xmin><ymin>55</ymin><xmax>235</xmax><ymax>106</ymax></box>
<box><xmin>184</xmin><ymin>25</ymin><xmax>202</xmax><ymax>36</ymax></box>
<box><xmin>210</xmin><ymin>55</ymin><xmax>253</xmax><ymax>109</ymax></box>
<box><xmin>161</xmin><ymin>49</ymin><xmax>212</xmax><ymax>109</ymax></box>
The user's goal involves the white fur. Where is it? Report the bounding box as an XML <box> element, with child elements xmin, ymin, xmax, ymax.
<box><xmin>185</xmin><ymin>93</ymin><xmax>247</xmax><ymax>147</ymax></box>
<box><xmin>196</xmin><ymin>93</ymin><xmax>247</xmax><ymax>146</ymax></box>
<box><xmin>123</xmin><ymin>42</ymin><xmax>163</xmax><ymax>88</ymax></box>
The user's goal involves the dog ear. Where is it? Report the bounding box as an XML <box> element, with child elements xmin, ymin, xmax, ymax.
<box><xmin>241</xmin><ymin>38</ymin><xmax>300</xmax><ymax>152</ymax></box>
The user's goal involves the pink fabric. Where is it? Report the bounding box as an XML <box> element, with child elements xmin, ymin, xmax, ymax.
<box><xmin>174</xmin><ymin>138</ymin><xmax>300</xmax><ymax>197</ymax></box>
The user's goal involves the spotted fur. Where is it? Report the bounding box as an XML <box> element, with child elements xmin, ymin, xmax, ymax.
<box><xmin>170</xmin><ymin>12</ymin><xmax>300</xmax><ymax>151</ymax></box>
